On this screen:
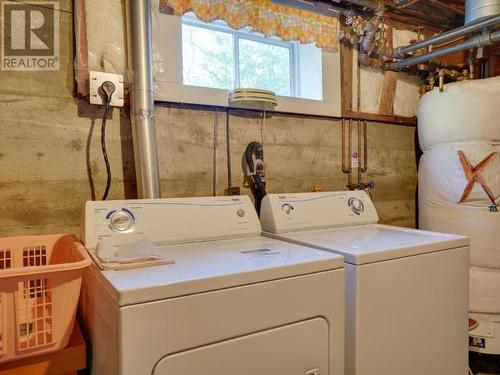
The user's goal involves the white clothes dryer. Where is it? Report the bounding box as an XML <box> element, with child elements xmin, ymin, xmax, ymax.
<box><xmin>79</xmin><ymin>195</ymin><xmax>345</xmax><ymax>375</ymax></box>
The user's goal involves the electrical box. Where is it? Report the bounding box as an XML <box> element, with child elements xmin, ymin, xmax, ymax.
<box><xmin>90</xmin><ymin>71</ymin><xmax>125</xmax><ymax>107</ymax></box>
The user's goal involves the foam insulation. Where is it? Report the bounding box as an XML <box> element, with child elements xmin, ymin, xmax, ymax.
<box><xmin>355</xmin><ymin>29</ymin><xmax>421</xmax><ymax>117</ymax></box>
<box><xmin>394</xmin><ymin>74</ymin><xmax>421</xmax><ymax>117</ymax></box>
<box><xmin>84</xmin><ymin>0</ymin><xmax>127</xmax><ymax>75</ymax></box>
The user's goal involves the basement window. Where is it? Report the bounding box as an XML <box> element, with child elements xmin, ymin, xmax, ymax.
<box><xmin>153</xmin><ymin>12</ymin><xmax>341</xmax><ymax>116</ymax></box>
<box><xmin>181</xmin><ymin>13</ymin><xmax>321</xmax><ymax>100</ymax></box>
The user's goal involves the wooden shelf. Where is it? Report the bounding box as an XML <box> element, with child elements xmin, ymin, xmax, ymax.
<box><xmin>0</xmin><ymin>323</ymin><xmax>86</xmax><ymax>375</ymax></box>
<box><xmin>344</xmin><ymin>110</ymin><xmax>417</xmax><ymax>126</ymax></box>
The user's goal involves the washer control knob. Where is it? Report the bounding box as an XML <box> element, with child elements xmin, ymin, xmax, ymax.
<box><xmin>281</xmin><ymin>203</ymin><xmax>294</xmax><ymax>215</ymax></box>
<box><xmin>348</xmin><ymin>197</ymin><xmax>364</xmax><ymax>215</ymax></box>
<box><xmin>109</xmin><ymin>210</ymin><xmax>133</xmax><ymax>231</ymax></box>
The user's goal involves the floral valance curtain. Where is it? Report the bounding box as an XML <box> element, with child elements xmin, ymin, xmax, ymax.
<box><xmin>159</xmin><ymin>0</ymin><xmax>338</xmax><ymax>50</ymax></box>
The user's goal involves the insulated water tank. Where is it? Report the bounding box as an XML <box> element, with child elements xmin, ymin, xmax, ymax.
<box><xmin>418</xmin><ymin>76</ymin><xmax>500</xmax><ymax>313</ymax></box>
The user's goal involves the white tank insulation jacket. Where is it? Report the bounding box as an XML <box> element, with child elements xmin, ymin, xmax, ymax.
<box><xmin>418</xmin><ymin>76</ymin><xmax>500</xmax><ymax>314</ymax></box>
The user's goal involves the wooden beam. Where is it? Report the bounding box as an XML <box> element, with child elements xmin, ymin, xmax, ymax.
<box><xmin>344</xmin><ymin>110</ymin><xmax>417</xmax><ymax>126</ymax></box>
<box><xmin>340</xmin><ymin>25</ymin><xmax>353</xmax><ymax>116</ymax></box>
<box><xmin>379</xmin><ymin>25</ymin><xmax>398</xmax><ymax>115</ymax></box>
<box><xmin>379</xmin><ymin>71</ymin><xmax>399</xmax><ymax>114</ymax></box>
<box><xmin>75</xmin><ymin>0</ymin><xmax>89</xmax><ymax>96</ymax></box>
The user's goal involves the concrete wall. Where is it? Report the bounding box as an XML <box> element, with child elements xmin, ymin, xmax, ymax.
<box><xmin>0</xmin><ymin>0</ymin><xmax>417</xmax><ymax>237</ymax></box>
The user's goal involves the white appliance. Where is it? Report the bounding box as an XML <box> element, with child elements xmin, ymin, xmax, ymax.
<box><xmin>469</xmin><ymin>313</ymin><xmax>500</xmax><ymax>354</ymax></box>
<box><xmin>79</xmin><ymin>195</ymin><xmax>345</xmax><ymax>375</ymax></box>
<box><xmin>260</xmin><ymin>190</ymin><xmax>470</xmax><ymax>375</ymax></box>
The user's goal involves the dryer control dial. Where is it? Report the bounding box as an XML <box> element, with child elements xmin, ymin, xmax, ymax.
<box><xmin>348</xmin><ymin>197</ymin><xmax>364</xmax><ymax>215</ymax></box>
<box><xmin>109</xmin><ymin>210</ymin><xmax>134</xmax><ymax>231</ymax></box>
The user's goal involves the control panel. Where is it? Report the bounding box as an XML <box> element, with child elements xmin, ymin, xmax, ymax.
<box><xmin>260</xmin><ymin>190</ymin><xmax>379</xmax><ymax>234</ymax></box>
<box><xmin>82</xmin><ymin>196</ymin><xmax>261</xmax><ymax>249</ymax></box>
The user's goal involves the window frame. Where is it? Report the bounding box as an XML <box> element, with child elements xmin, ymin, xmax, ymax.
<box><xmin>181</xmin><ymin>15</ymin><xmax>298</xmax><ymax>96</ymax></box>
<box><xmin>152</xmin><ymin>12</ymin><xmax>342</xmax><ymax>117</ymax></box>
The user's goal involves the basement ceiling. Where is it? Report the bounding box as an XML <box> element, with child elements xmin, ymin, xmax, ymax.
<box><xmin>385</xmin><ymin>0</ymin><xmax>465</xmax><ymax>29</ymax></box>
<box><xmin>340</xmin><ymin>0</ymin><xmax>465</xmax><ymax>30</ymax></box>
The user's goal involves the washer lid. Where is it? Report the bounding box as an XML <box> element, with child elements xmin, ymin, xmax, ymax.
<box><xmin>97</xmin><ymin>236</ymin><xmax>344</xmax><ymax>306</ymax></box>
<box><xmin>266</xmin><ymin>224</ymin><xmax>469</xmax><ymax>265</ymax></box>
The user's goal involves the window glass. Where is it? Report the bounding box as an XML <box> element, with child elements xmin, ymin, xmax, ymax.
<box><xmin>238</xmin><ymin>38</ymin><xmax>292</xmax><ymax>96</ymax></box>
<box><xmin>180</xmin><ymin>14</ymin><xmax>322</xmax><ymax>100</ymax></box>
<box><xmin>182</xmin><ymin>23</ymin><xmax>234</xmax><ymax>90</ymax></box>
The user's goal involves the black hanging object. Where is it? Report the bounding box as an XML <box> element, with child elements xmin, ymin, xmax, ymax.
<box><xmin>244</xmin><ymin>142</ymin><xmax>267</xmax><ymax>215</ymax></box>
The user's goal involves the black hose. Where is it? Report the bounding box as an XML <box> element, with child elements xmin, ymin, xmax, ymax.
<box><xmin>245</xmin><ymin>142</ymin><xmax>267</xmax><ymax>215</ymax></box>
<box><xmin>101</xmin><ymin>102</ymin><xmax>111</xmax><ymax>201</ymax></box>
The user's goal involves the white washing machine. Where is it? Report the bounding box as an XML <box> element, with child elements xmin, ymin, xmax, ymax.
<box><xmin>79</xmin><ymin>195</ymin><xmax>345</xmax><ymax>375</ymax></box>
<box><xmin>260</xmin><ymin>190</ymin><xmax>470</xmax><ymax>375</ymax></box>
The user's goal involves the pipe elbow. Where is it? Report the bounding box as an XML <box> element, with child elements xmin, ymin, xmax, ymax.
<box><xmin>359</xmin><ymin>52</ymin><xmax>371</xmax><ymax>66</ymax></box>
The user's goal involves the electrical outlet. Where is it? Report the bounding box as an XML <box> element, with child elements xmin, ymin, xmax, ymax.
<box><xmin>89</xmin><ymin>71</ymin><xmax>125</xmax><ymax>107</ymax></box>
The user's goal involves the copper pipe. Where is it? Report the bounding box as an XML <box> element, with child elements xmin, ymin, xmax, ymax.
<box><xmin>357</xmin><ymin>120</ymin><xmax>362</xmax><ymax>184</ymax></box>
<box><xmin>341</xmin><ymin>119</ymin><xmax>351</xmax><ymax>174</ymax></box>
<box><xmin>439</xmin><ymin>70</ymin><xmax>445</xmax><ymax>92</ymax></box>
<box><xmin>348</xmin><ymin>119</ymin><xmax>353</xmax><ymax>189</ymax></box>
<box><xmin>341</xmin><ymin>119</ymin><xmax>353</xmax><ymax>189</ymax></box>
<box><xmin>361</xmin><ymin>120</ymin><xmax>368</xmax><ymax>173</ymax></box>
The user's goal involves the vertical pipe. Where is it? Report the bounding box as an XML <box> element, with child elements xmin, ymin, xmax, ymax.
<box><xmin>125</xmin><ymin>0</ymin><xmax>161</xmax><ymax>198</ymax></box>
<box><xmin>348</xmin><ymin>120</ymin><xmax>353</xmax><ymax>189</ymax></box>
<box><xmin>361</xmin><ymin>120</ymin><xmax>368</xmax><ymax>173</ymax></box>
<box><xmin>357</xmin><ymin>120</ymin><xmax>362</xmax><ymax>185</ymax></box>
<box><xmin>226</xmin><ymin>108</ymin><xmax>232</xmax><ymax>188</ymax></box>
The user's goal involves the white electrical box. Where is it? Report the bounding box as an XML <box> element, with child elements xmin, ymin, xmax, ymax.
<box><xmin>90</xmin><ymin>71</ymin><xmax>125</xmax><ymax>107</ymax></box>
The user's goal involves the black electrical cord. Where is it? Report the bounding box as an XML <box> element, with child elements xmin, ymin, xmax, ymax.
<box><xmin>99</xmin><ymin>81</ymin><xmax>115</xmax><ymax>200</ymax></box>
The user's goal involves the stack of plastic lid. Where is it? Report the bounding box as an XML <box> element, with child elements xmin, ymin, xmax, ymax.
<box><xmin>229</xmin><ymin>88</ymin><xmax>277</xmax><ymax>111</ymax></box>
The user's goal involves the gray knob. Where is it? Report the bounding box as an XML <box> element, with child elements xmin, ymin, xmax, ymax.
<box><xmin>109</xmin><ymin>210</ymin><xmax>133</xmax><ymax>231</ymax></box>
<box><xmin>281</xmin><ymin>203</ymin><xmax>294</xmax><ymax>215</ymax></box>
<box><xmin>348</xmin><ymin>197</ymin><xmax>364</xmax><ymax>215</ymax></box>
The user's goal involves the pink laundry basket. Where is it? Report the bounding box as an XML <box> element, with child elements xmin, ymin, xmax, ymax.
<box><xmin>0</xmin><ymin>234</ymin><xmax>90</xmax><ymax>363</ymax></box>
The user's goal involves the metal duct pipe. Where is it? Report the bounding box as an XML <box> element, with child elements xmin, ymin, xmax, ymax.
<box><xmin>466</xmin><ymin>0</ymin><xmax>500</xmax><ymax>24</ymax></box>
<box><xmin>388</xmin><ymin>30</ymin><xmax>500</xmax><ymax>70</ymax></box>
<box><xmin>125</xmin><ymin>0</ymin><xmax>161</xmax><ymax>198</ymax></box>
<box><xmin>388</xmin><ymin>14</ymin><xmax>500</xmax><ymax>58</ymax></box>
